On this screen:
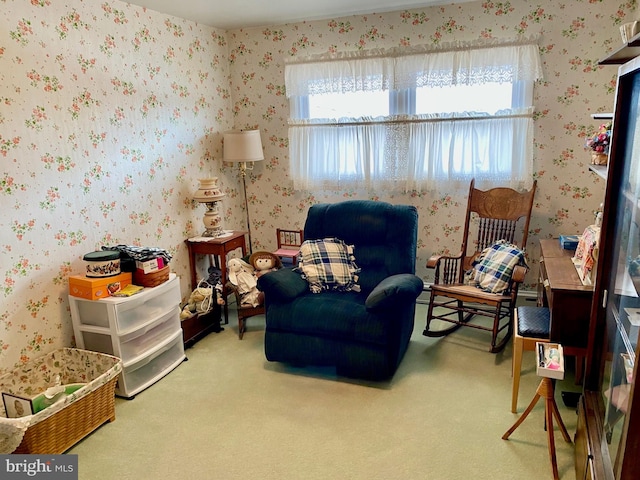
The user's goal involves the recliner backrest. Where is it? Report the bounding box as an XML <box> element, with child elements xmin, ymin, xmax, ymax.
<box><xmin>303</xmin><ymin>200</ymin><xmax>419</xmax><ymax>293</ymax></box>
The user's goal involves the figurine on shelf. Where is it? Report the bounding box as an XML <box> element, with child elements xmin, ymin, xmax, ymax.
<box><xmin>585</xmin><ymin>122</ymin><xmax>611</xmax><ymax>166</ymax></box>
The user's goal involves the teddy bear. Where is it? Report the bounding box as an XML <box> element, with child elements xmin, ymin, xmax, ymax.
<box><xmin>180</xmin><ymin>286</ymin><xmax>213</xmax><ymax>320</ymax></box>
<box><xmin>228</xmin><ymin>257</ymin><xmax>263</xmax><ymax>307</ymax></box>
<box><xmin>179</xmin><ymin>266</ymin><xmax>225</xmax><ymax>321</ymax></box>
<box><xmin>249</xmin><ymin>251</ymin><xmax>282</xmax><ymax>278</ymax></box>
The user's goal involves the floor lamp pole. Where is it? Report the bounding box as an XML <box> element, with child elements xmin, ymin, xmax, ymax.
<box><xmin>240</xmin><ymin>164</ymin><xmax>252</xmax><ymax>255</ymax></box>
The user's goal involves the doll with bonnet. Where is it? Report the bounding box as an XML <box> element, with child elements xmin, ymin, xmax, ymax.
<box><xmin>228</xmin><ymin>258</ymin><xmax>263</xmax><ymax>307</ymax></box>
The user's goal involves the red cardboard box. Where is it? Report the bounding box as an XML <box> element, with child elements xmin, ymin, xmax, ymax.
<box><xmin>69</xmin><ymin>272</ymin><xmax>132</xmax><ymax>300</ymax></box>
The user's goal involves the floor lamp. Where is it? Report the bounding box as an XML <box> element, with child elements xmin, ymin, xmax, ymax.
<box><xmin>223</xmin><ymin>129</ymin><xmax>264</xmax><ymax>253</ymax></box>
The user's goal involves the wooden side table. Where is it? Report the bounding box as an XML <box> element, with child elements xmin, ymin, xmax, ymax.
<box><xmin>185</xmin><ymin>231</ymin><xmax>247</xmax><ymax>324</ymax></box>
<box><xmin>503</xmin><ymin>376</ymin><xmax>572</xmax><ymax>480</ymax></box>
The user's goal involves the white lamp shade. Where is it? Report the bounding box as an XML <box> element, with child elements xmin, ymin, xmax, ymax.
<box><xmin>223</xmin><ymin>130</ymin><xmax>264</xmax><ymax>163</ymax></box>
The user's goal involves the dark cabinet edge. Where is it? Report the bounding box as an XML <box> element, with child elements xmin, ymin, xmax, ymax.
<box><xmin>582</xmin><ymin>391</ymin><xmax>616</xmax><ymax>480</ymax></box>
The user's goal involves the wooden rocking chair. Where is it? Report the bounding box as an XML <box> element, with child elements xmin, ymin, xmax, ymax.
<box><xmin>423</xmin><ymin>179</ymin><xmax>537</xmax><ymax>353</ymax></box>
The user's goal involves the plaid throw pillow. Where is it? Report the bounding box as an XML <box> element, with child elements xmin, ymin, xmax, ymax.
<box><xmin>295</xmin><ymin>238</ymin><xmax>361</xmax><ymax>293</ymax></box>
<box><xmin>465</xmin><ymin>240</ymin><xmax>527</xmax><ymax>294</ymax></box>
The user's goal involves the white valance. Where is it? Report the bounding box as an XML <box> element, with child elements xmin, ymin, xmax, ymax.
<box><xmin>285</xmin><ymin>38</ymin><xmax>543</xmax><ymax>97</ymax></box>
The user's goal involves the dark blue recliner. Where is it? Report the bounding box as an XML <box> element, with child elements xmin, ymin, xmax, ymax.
<box><xmin>257</xmin><ymin>200</ymin><xmax>423</xmax><ymax>381</ymax></box>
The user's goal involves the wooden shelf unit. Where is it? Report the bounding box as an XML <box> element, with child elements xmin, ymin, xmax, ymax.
<box><xmin>599</xmin><ymin>32</ymin><xmax>640</xmax><ymax>65</ymax></box>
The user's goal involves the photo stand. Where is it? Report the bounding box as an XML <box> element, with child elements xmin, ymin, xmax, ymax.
<box><xmin>502</xmin><ymin>342</ymin><xmax>571</xmax><ymax>480</ymax></box>
<box><xmin>2</xmin><ymin>392</ymin><xmax>34</xmax><ymax>418</ymax></box>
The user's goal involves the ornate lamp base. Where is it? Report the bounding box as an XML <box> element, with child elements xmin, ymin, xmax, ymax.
<box><xmin>202</xmin><ymin>200</ymin><xmax>223</xmax><ymax>237</ymax></box>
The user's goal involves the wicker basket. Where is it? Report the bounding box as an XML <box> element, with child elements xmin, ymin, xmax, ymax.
<box><xmin>0</xmin><ymin>348</ymin><xmax>122</xmax><ymax>454</ymax></box>
<box><xmin>13</xmin><ymin>377</ymin><xmax>117</xmax><ymax>454</ymax></box>
<box><xmin>133</xmin><ymin>265</ymin><xmax>170</xmax><ymax>287</ymax></box>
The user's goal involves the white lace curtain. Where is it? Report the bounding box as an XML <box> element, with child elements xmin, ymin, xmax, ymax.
<box><xmin>285</xmin><ymin>39</ymin><xmax>544</xmax><ymax>193</ymax></box>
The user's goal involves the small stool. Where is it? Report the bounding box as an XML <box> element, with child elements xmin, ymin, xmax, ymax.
<box><xmin>503</xmin><ymin>376</ymin><xmax>572</xmax><ymax>480</ymax></box>
<box><xmin>511</xmin><ymin>306</ymin><xmax>551</xmax><ymax>413</ymax></box>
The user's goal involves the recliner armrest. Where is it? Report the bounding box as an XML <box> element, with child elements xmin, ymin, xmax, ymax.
<box><xmin>365</xmin><ymin>274</ymin><xmax>424</xmax><ymax>311</ymax></box>
<box><xmin>257</xmin><ymin>267</ymin><xmax>308</xmax><ymax>303</ymax></box>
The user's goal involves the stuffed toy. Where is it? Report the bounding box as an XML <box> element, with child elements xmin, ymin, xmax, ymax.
<box><xmin>180</xmin><ymin>286</ymin><xmax>212</xmax><ymax>320</ymax></box>
<box><xmin>206</xmin><ymin>266</ymin><xmax>225</xmax><ymax>306</ymax></box>
<box><xmin>228</xmin><ymin>258</ymin><xmax>263</xmax><ymax>307</ymax></box>
<box><xmin>179</xmin><ymin>266</ymin><xmax>225</xmax><ymax>321</ymax></box>
<box><xmin>249</xmin><ymin>251</ymin><xmax>282</xmax><ymax>278</ymax></box>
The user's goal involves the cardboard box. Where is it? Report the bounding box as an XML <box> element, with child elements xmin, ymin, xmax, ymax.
<box><xmin>135</xmin><ymin>257</ymin><xmax>164</xmax><ymax>274</ymax></box>
<box><xmin>69</xmin><ymin>272</ymin><xmax>132</xmax><ymax>300</ymax></box>
<box><xmin>536</xmin><ymin>342</ymin><xmax>565</xmax><ymax>380</ymax></box>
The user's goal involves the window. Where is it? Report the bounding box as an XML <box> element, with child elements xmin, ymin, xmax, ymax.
<box><xmin>415</xmin><ymin>82</ymin><xmax>512</xmax><ymax>115</ymax></box>
<box><xmin>308</xmin><ymin>91</ymin><xmax>389</xmax><ymax>118</ymax></box>
<box><xmin>285</xmin><ymin>40</ymin><xmax>543</xmax><ymax>193</ymax></box>
<box><xmin>305</xmin><ymin>82</ymin><xmax>513</xmax><ymax>118</ymax></box>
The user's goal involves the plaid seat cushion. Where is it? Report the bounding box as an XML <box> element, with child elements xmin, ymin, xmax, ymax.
<box><xmin>465</xmin><ymin>239</ymin><xmax>527</xmax><ymax>294</ymax></box>
<box><xmin>295</xmin><ymin>238</ymin><xmax>361</xmax><ymax>294</ymax></box>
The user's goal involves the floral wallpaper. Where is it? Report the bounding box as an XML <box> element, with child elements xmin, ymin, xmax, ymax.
<box><xmin>0</xmin><ymin>0</ymin><xmax>633</xmax><ymax>373</ymax></box>
<box><xmin>0</xmin><ymin>0</ymin><xmax>232</xmax><ymax>373</ymax></box>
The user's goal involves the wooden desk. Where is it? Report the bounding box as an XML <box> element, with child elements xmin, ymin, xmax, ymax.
<box><xmin>538</xmin><ymin>239</ymin><xmax>594</xmax><ymax>356</ymax></box>
<box><xmin>185</xmin><ymin>231</ymin><xmax>247</xmax><ymax>324</ymax></box>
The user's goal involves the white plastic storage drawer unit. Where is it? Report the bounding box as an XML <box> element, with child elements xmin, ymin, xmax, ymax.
<box><xmin>69</xmin><ymin>273</ymin><xmax>186</xmax><ymax>398</ymax></box>
<box><xmin>72</xmin><ymin>273</ymin><xmax>181</xmax><ymax>331</ymax></box>
<box><xmin>79</xmin><ymin>308</ymin><xmax>180</xmax><ymax>363</ymax></box>
<box><xmin>115</xmin><ymin>329</ymin><xmax>185</xmax><ymax>398</ymax></box>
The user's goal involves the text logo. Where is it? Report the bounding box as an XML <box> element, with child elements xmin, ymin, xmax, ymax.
<box><xmin>0</xmin><ymin>455</ymin><xmax>78</xmax><ymax>479</ymax></box>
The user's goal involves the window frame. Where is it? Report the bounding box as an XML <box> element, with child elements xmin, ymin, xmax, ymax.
<box><xmin>285</xmin><ymin>41</ymin><xmax>542</xmax><ymax>193</ymax></box>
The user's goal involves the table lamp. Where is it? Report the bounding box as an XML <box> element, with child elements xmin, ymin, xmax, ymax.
<box><xmin>193</xmin><ymin>177</ymin><xmax>226</xmax><ymax>237</ymax></box>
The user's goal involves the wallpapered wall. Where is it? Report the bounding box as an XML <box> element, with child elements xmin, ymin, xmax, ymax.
<box><xmin>0</xmin><ymin>0</ymin><xmax>233</xmax><ymax>372</ymax></box>
<box><xmin>0</xmin><ymin>0</ymin><xmax>631</xmax><ymax>373</ymax></box>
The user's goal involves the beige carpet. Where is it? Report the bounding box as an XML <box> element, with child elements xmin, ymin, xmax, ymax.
<box><xmin>69</xmin><ymin>302</ymin><xmax>578</xmax><ymax>480</ymax></box>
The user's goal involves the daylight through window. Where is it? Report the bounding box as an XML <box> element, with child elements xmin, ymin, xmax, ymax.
<box><xmin>285</xmin><ymin>40</ymin><xmax>543</xmax><ymax>193</ymax></box>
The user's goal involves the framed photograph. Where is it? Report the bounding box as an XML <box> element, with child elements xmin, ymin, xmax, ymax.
<box><xmin>2</xmin><ymin>392</ymin><xmax>34</xmax><ymax>418</ymax></box>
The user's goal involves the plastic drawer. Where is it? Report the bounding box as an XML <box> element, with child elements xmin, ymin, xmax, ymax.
<box><xmin>118</xmin><ymin>308</ymin><xmax>180</xmax><ymax>361</ymax></box>
<box><xmin>115</xmin><ymin>329</ymin><xmax>185</xmax><ymax>398</ymax></box>
<box><xmin>73</xmin><ymin>275</ymin><xmax>180</xmax><ymax>331</ymax></box>
<box><xmin>78</xmin><ymin>308</ymin><xmax>180</xmax><ymax>363</ymax></box>
<box><xmin>72</xmin><ymin>300</ymin><xmax>112</xmax><ymax>329</ymax></box>
<box><xmin>79</xmin><ymin>331</ymin><xmax>114</xmax><ymax>356</ymax></box>
<box><xmin>113</xmin><ymin>278</ymin><xmax>180</xmax><ymax>332</ymax></box>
